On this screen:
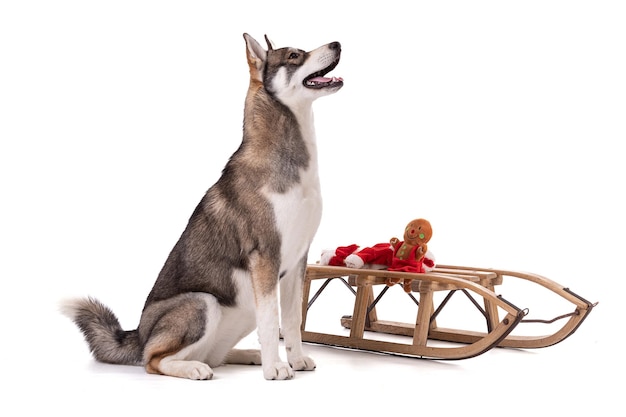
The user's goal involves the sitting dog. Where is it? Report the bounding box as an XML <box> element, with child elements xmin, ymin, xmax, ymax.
<box><xmin>61</xmin><ymin>33</ymin><xmax>343</xmax><ymax>380</ymax></box>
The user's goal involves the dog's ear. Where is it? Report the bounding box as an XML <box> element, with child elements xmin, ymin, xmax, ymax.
<box><xmin>264</xmin><ymin>35</ymin><xmax>275</xmax><ymax>51</ymax></box>
<box><xmin>243</xmin><ymin>33</ymin><xmax>266</xmax><ymax>83</ymax></box>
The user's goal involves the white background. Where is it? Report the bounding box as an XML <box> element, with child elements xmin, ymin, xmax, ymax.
<box><xmin>1</xmin><ymin>1</ymin><xmax>623</xmax><ymax>415</ymax></box>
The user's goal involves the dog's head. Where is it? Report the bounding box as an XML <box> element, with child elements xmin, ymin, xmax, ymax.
<box><xmin>243</xmin><ymin>33</ymin><xmax>343</xmax><ymax>105</ymax></box>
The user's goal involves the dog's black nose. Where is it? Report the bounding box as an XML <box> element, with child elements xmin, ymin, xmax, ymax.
<box><xmin>329</xmin><ymin>41</ymin><xmax>341</xmax><ymax>50</ymax></box>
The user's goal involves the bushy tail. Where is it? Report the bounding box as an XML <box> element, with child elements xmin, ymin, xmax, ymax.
<box><xmin>60</xmin><ymin>297</ymin><xmax>143</xmax><ymax>366</ymax></box>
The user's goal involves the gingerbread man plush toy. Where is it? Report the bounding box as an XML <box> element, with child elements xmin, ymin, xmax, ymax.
<box><xmin>389</xmin><ymin>218</ymin><xmax>433</xmax><ymax>273</ymax></box>
<box><xmin>386</xmin><ymin>218</ymin><xmax>433</xmax><ymax>291</ymax></box>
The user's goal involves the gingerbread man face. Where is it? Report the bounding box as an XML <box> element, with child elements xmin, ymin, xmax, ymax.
<box><xmin>403</xmin><ymin>219</ymin><xmax>432</xmax><ymax>246</ymax></box>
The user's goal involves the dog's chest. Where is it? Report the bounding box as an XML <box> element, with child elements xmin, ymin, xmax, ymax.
<box><xmin>266</xmin><ymin>165</ymin><xmax>322</xmax><ymax>269</ymax></box>
<box><xmin>265</xmin><ymin>106</ymin><xmax>322</xmax><ymax>269</ymax></box>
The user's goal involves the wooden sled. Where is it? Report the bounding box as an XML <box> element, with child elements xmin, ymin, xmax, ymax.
<box><xmin>301</xmin><ymin>264</ymin><xmax>596</xmax><ymax>360</ymax></box>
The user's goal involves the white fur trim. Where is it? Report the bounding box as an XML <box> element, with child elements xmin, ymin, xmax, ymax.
<box><xmin>320</xmin><ymin>249</ymin><xmax>336</xmax><ymax>265</ymax></box>
<box><xmin>423</xmin><ymin>249</ymin><xmax>436</xmax><ymax>272</ymax></box>
<box><xmin>344</xmin><ymin>254</ymin><xmax>364</xmax><ymax>269</ymax></box>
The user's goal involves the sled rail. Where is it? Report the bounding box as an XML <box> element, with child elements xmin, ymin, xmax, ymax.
<box><xmin>433</xmin><ymin>265</ymin><xmax>597</xmax><ymax>349</ymax></box>
<box><xmin>301</xmin><ymin>265</ymin><xmax>525</xmax><ymax>360</ymax></box>
<box><xmin>302</xmin><ymin>264</ymin><xmax>596</xmax><ymax>358</ymax></box>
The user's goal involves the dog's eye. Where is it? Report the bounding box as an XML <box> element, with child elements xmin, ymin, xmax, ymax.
<box><xmin>288</xmin><ymin>52</ymin><xmax>299</xmax><ymax>59</ymax></box>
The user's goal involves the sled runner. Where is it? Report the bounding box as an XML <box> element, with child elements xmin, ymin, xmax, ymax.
<box><xmin>300</xmin><ymin>264</ymin><xmax>595</xmax><ymax>359</ymax></box>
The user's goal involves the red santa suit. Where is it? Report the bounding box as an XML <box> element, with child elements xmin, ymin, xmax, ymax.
<box><xmin>321</xmin><ymin>242</ymin><xmax>435</xmax><ymax>272</ymax></box>
<box><xmin>388</xmin><ymin>243</ymin><xmax>434</xmax><ymax>273</ymax></box>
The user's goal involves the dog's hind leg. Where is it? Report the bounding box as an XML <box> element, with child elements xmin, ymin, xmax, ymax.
<box><xmin>141</xmin><ymin>293</ymin><xmax>221</xmax><ymax>380</ymax></box>
<box><xmin>155</xmin><ymin>356</ymin><xmax>214</xmax><ymax>380</ymax></box>
<box><xmin>225</xmin><ymin>349</ymin><xmax>262</xmax><ymax>365</ymax></box>
<box><xmin>280</xmin><ymin>257</ymin><xmax>316</xmax><ymax>371</ymax></box>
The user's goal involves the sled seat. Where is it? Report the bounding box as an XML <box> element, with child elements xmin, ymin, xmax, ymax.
<box><xmin>301</xmin><ymin>265</ymin><xmax>524</xmax><ymax>360</ymax></box>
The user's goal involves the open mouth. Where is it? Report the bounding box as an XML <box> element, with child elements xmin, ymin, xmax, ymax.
<box><xmin>303</xmin><ymin>58</ymin><xmax>344</xmax><ymax>89</ymax></box>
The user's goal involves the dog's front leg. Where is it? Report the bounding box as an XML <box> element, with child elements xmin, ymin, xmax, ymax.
<box><xmin>251</xmin><ymin>257</ymin><xmax>294</xmax><ymax>380</ymax></box>
<box><xmin>256</xmin><ymin>290</ymin><xmax>294</xmax><ymax>379</ymax></box>
<box><xmin>280</xmin><ymin>258</ymin><xmax>316</xmax><ymax>372</ymax></box>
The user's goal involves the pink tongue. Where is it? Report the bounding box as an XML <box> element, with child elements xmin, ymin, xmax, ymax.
<box><xmin>310</xmin><ymin>76</ymin><xmax>332</xmax><ymax>83</ymax></box>
<box><xmin>309</xmin><ymin>76</ymin><xmax>343</xmax><ymax>83</ymax></box>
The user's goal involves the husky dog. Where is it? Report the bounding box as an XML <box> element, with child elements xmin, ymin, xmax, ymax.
<box><xmin>61</xmin><ymin>33</ymin><xmax>343</xmax><ymax>380</ymax></box>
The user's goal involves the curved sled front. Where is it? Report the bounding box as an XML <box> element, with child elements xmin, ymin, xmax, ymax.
<box><xmin>301</xmin><ymin>265</ymin><xmax>526</xmax><ymax>360</ymax></box>
<box><xmin>432</xmin><ymin>265</ymin><xmax>596</xmax><ymax>349</ymax></box>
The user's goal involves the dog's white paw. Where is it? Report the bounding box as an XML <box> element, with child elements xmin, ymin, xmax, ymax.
<box><xmin>289</xmin><ymin>355</ymin><xmax>316</xmax><ymax>372</ymax></box>
<box><xmin>157</xmin><ymin>359</ymin><xmax>214</xmax><ymax>380</ymax></box>
<box><xmin>263</xmin><ymin>362</ymin><xmax>295</xmax><ymax>380</ymax></box>
<box><xmin>181</xmin><ymin>361</ymin><xmax>214</xmax><ymax>380</ymax></box>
